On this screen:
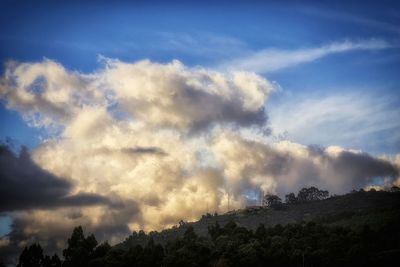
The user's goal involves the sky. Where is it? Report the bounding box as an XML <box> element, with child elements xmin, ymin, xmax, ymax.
<box><xmin>1</xmin><ymin>0</ymin><xmax>400</xmax><ymax>263</ymax></box>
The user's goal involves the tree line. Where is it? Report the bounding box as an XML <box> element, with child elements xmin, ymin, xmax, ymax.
<box><xmin>12</xmin><ymin>187</ymin><xmax>400</xmax><ymax>267</ymax></box>
<box><xmin>263</xmin><ymin>186</ymin><xmax>329</xmax><ymax>209</ymax></box>
<box><xmin>15</xmin><ymin>220</ymin><xmax>399</xmax><ymax>267</ymax></box>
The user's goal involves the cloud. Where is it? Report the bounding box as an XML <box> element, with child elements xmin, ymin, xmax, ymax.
<box><xmin>122</xmin><ymin>147</ymin><xmax>167</xmax><ymax>156</ymax></box>
<box><xmin>220</xmin><ymin>39</ymin><xmax>391</xmax><ymax>73</ymax></box>
<box><xmin>151</xmin><ymin>32</ymin><xmax>248</xmax><ymax>60</ymax></box>
<box><xmin>212</xmin><ymin>131</ymin><xmax>399</xmax><ymax>197</ymax></box>
<box><xmin>0</xmin><ymin>145</ymin><xmax>110</xmax><ymax>212</ymax></box>
<box><xmin>1</xmin><ymin>206</ymin><xmax>138</xmax><ymax>265</ymax></box>
<box><xmin>0</xmin><ymin>58</ymin><xmax>398</xmax><ymax>261</ymax></box>
<box><xmin>101</xmin><ymin>58</ymin><xmax>273</xmax><ymax>133</ymax></box>
<box><xmin>0</xmin><ymin>58</ymin><xmax>274</xmax><ymax>133</ymax></box>
<box><xmin>0</xmin><ymin>59</ymin><xmax>102</xmax><ymax>128</ymax></box>
<box><xmin>269</xmin><ymin>92</ymin><xmax>400</xmax><ymax>153</ymax></box>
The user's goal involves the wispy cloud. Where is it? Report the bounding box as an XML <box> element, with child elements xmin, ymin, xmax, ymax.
<box><xmin>220</xmin><ymin>39</ymin><xmax>392</xmax><ymax>73</ymax></box>
<box><xmin>154</xmin><ymin>32</ymin><xmax>247</xmax><ymax>58</ymax></box>
<box><xmin>269</xmin><ymin>91</ymin><xmax>400</xmax><ymax>153</ymax></box>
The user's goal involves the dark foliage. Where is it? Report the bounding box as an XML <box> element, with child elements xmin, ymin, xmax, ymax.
<box><xmin>297</xmin><ymin>186</ymin><xmax>329</xmax><ymax>202</ymax></box>
<box><xmin>262</xmin><ymin>194</ymin><xmax>283</xmax><ymax>209</ymax></box>
<box><xmin>17</xmin><ymin>243</ymin><xmax>61</xmax><ymax>267</ymax></box>
<box><xmin>285</xmin><ymin>192</ymin><xmax>297</xmax><ymax>204</ymax></box>
<box><xmin>283</xmin><ymin>186</ymin><xmax>330</xmax><ymax>205</ymax></box>
<box><xmin>17</xmin><ymin>218</ymin><xmax>400</xmax><ymax>267</ymax></box>
<box><xmin>16</xmin><ymin>190</ymin><xmax>400</xmax><ymax>267</ymax></box>
<box><xmin>63</xmin><ymin>226</ymin><xmax>98</xmax><ymax>267</ymax></box>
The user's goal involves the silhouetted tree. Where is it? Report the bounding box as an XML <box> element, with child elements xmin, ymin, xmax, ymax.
<box><xmin>297</xmin><ymin>187</ymin><xmax>329</xmax><ymax>202</ymax></box>
<box><xmin>208</xmin><ymin>221</ymin><xmax>221</xmax><ymax>241</ymax></box>
<box><xmin>17</xmin><ymin>244</ymin><xmax>44</xmax><ymax>267</ymax></box>
<box><xmin>63</xmin><ymin>226</ymin><xmax>98</xmax><ymax>267</ymax></box>
<box><xmin>390</xmin><ymin>186</ymin><xmax>400</xmax><ymax>192</ymax></box>
<box><xmin>263</xmin><ymin>194</ymin><xmax>282</xmax><ymax>208</ymax></box>
<box><xmin>285</xmin><ymin>192</ymin><xmax>297</xmax><ymax>204</ymax></box>
<box><xmin>16</xmin><ymin>190</ymin><xmax>400</xmax><ymax>267</ymax></box>
<box><xmin>42</xmin><ymin>254</ymin><xmax>61</xmax><ymax>267</ymax></box>
<box><xmin>92</xmin><ymin>241</ymin><xmax>111</xmax><ymax>259</ymax></box>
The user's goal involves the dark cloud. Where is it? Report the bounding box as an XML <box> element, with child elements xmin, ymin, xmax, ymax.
<box><xmin>171</xmin><ymin>85</ymin><xmax>270</xmax><ymax>134</ymax></box>
<box><xmin>122</xmin><ymin>146</ymin><xmax>167</xmax><ymax>156</ymax></box>
<box><xmin>279</xmin><ymin>147</ymin><xmax>400</xmax><ymax>194</ymax></box>
<box><xmin>333</xmin><ymin>151</ymin><xmax>398</xmax><ymax>177</ymax></box>
<box><xmin>281</xmin><ymin>147</ymin><xmax>400</xmax><ymax>194</ymax></box>
<box><xmin>0</xmin><ymin>211</ymin><xmax>134</xmax><ymax>265</ymax></box>
<box><xmin>0</xmin><ymin>196</ymin><xmax>140</xmax><ymax>265</ymax></box>
<box><xmin>0</xmin><ymin>145</ymin><xmax>110</xmax><ymax>212</ymax></box>
<box><xmin>215</xmin><ymin>135</ymin><xmax>400</xmax><ymax>198</ymax></box>
<box><xmin>323</xmin><ymin>149</ymin><xmax>399</xmax><ymax>189</ymax></box>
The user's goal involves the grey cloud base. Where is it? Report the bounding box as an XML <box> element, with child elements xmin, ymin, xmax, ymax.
<box><xmin>0</xmin><ymin>145</ymin><xmax>110</xmax><ymax>212</ymax></box>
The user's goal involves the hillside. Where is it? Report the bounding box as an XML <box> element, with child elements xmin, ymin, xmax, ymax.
<box><xmin>14</xmin><ymin>190</ymin><xmax>400</xmax><ymax>267</ymax></box>
<box><xmin>119</xmin><ymin>190</ymin><xmax>400</xmax><ymax>248</ymax></box>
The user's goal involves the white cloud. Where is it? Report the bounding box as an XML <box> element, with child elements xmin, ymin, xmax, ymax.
<box><xmin>220</xmin><ymin>39</ymin><xmax>391</xmax><ymax>73</ymax></box>
<box><xmin>0</xmin><ymin>58</ymin><xmax>398</xmax><ymax>256</ymax></box>
<box><xmin>269</xmin><ymin>92</ymin><xmax>400</xmax><ymax>152</ymax></box>
<box><xmin>0</xmin><ymin>59</ymin><xmax>105</xmax><ymax>128</ymax></box>
<box><xmin>101</xmin><ymin>58</ymin><xmax>274</xmax><ymax>132</ymax></box>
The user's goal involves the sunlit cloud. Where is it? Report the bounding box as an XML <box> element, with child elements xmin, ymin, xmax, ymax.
<box><xmin>0</xmin><ymin>58</ymin><xmax>398</xmax><ymax>260</ymax></box>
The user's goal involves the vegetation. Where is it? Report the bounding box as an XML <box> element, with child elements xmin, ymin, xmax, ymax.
<box><xmin>263</xmin><ymin>186</ymin><xmax>329</xmax><ymax>209</ymax></box>
<box><xmin>17</xmin><ymin>219</ymin><xmax>400</xmax><ymax>267</ymax></box>
<box><xmin>16</xmin><ymin>188</ymin><xmax>400</xmax><ymax>267</ymax></box>
<box><xmin>17</xmin><ymin>244</ymin><xmax>61</xmax><ymax>267</ymax></box>
<box><xmin>284</xmin><ymin>186</ymin><xmax>329</xmax><ymax>205</ymax></box>
<box><xmin>262</xmin><ymin>194</ymin><xmax>282</xmax><ymax>209</ymax></box>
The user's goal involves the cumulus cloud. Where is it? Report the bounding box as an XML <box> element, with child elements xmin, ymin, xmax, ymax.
<box><xmin>212</xmin><ymin>131</ymin><xmax>398</xmax><ymax>197</ymax></box>
<box><xmin>0</xmin><ymin>59</ymin><xmax>103</xmax><ymax>128</ymax></box>
<box><xmin>102</xmin><ymin>59</ymin><xmax>273</xmax><ymax>133</ymax></box>
<box><xmin>0</xmin><ymin>58</ymin><xmax>398</xmax><ymax>261</ymax></box>
<box><xmin>220</xmin><ymin>39</ymin><xmax>391</xmax><ymax>73</ymax></box>
<box><xmin>0</xmin><ymin>58</ymin><xmax>274</xmax><ymax>133</ymax></box>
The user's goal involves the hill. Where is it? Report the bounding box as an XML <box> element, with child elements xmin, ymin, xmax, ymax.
<box><xmin>119</xmin><ymin>190</ymin><xmax>400</xmax><ymax>248</ymax></box>
<box><xmin>13</xmin><ymin>190</ymin><xmax>400</xmax><ymax>267</ymax></box>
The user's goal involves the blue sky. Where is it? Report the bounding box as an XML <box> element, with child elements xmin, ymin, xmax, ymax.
<box><xmin>0</xmin><ymin>0</ymin><xmax>400</xmax><ymax>240</ymax></box>
<box><xmin>1</xmin><ymin>0</ymin><xmax>399</xmax><ymax>154</ymax></box>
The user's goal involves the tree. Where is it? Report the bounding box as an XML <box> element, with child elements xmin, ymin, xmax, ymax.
<box><xmin>42</xmin><ymin>254</ymin><xmax>61</xmax><ymax>267</ymax></box>
<box><xmin>183</xmin><ymin>226</ymin><xmax>197</xmax><ymax>241</ymax></box>
<box><xmin>285</xmin><ymin>193</ymin><xmax>297</xmax><ymax>204</ymax></box>
<box><xmin>63</xmin><ymin>226</ymin><xmax>98</xmax><ymax>267</ymax></box>
<box><xmin>50</xmin><ymin>254</ymin><xmax>62</xmax><ymax>267</ymax></box>
<box><xmin>297</xmin><ymin>187</ymin><xmax>329</xmax><ymax>202</ymax></box>
<box><xmin>92</xmin><ymin>241</ymin><xmax>111</xmax><ymax>259</ymax></box>
<box><xmin>390</xmin><ymin>186</ymin><xmax>400</xmax><ymax>192</ymax></box>
<box><xmin>263</xmin><ymin>194</ymin><xmax>282</xmax><ymax>208</ymax></box>
<box><xmin>17</xmin><ymin>244</ymin><xmax>44</xmax><ymax>267</ymax></box>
